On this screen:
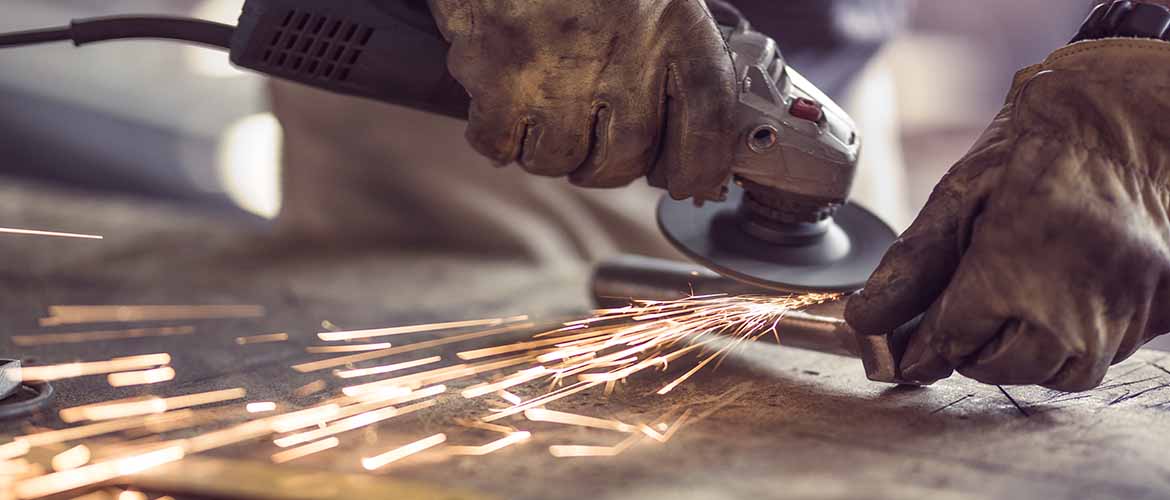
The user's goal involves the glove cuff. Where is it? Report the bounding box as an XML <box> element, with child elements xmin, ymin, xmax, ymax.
<box><xmin>1011</xmin><ymin>37</ymin><xmax>1170</xmax><ymax>99</ymax></box>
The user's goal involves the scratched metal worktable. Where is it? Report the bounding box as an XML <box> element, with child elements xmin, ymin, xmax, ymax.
<box><xmin>1</xmin><ymin>178</ymin><xmax>1168</xmax><ymax>500</ymax></box>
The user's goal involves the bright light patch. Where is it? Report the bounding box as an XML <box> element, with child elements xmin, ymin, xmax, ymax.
<box><xmin>186</xmin><ymin>0</ymin><xmax>246</xmax><ymax>77</ymax></box>
<box><xmin>217</xmin><ymin>113</ymin><xmax>283</xmax><ymax>219</ymax></box>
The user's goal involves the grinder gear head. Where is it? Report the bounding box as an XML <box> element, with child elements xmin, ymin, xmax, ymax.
<box><xmin>658</xmin><ymin>25</ymin><xmax>896</xmax><ymax>294</ymax></box>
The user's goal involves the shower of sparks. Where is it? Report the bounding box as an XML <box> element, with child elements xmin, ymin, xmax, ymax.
<box><xmin>318</xmin><ymin>315</ymin><xmax>530</xmax><ymax>342</ymax></box>
<box><xmin>234</xmin><ymin>333</ymin><xmax>289</xmax><ymax>345</ymax></box>
<box><xmin>40</xmin><ymin>305</ymin><xmax>265</xmax><ymax>326</ymax></box>
<box><xmin>20</xmin><ymin>354</ymin><xmax>171</xmax><ymax>382</ymax></box>
<box><xmin>472</xmin><ymin>294</ymin><xmax>835</xmax><ymax>423</ymax></box>
<box><xmin>246</xmin><ymin>402</ymin><xmax>277</xmax><ymax>413</ymax></box>
<box><xmin>361</xmin><ymin>433</ymin><xmax>447</xmax><ymax>471</ymax></box>
<box><xmin>305</xmin><ymin>343</ymin><xmax>392</xmax><ymax>354</ymax></box>
<box><xmin>3</xmin><ymin>293</ymin><xmax>834</xmax><ymax>498</ymax></box>
<box><xmin>271</xmin><ymin>437</ymin><xmax>340</xmax><ymax>464</ymax></box>
<box><xmin>12</xmin><ymin>326</ymin><xmax>195</xmax><ymax>347</ymax></box>
<box><xmin>446</xmin><ymin>431</ymin><xmax>531</xmax><ymax>456</ymax></box>
<box><xmin>107</xmin><ymin>367</ymin><xmax>176</xmax><ymax>388</ymax></box>
<box><xmin>0</xmin><ymin>226</ymin><xmax>103</xmax><ymax>240</ymax></box>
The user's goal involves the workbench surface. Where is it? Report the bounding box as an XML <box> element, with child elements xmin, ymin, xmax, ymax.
<box><xmin>2</xmin><ymin>179</ymin><xmax>1167</xmax><ymax>500</ymax></box>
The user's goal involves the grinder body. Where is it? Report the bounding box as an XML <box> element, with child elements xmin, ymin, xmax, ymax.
<box><xmin>230</xmin><ymin>0</ymin><xmax>469</xmax><ymax>118</ymax></box>
<box><xmin>226</xmin><ymin>1</ymin><xmax>894</xmax><ymax>294</ymax></box>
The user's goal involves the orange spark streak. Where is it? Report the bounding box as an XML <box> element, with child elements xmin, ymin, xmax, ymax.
<box><xmin>118</xmin><ymin>491</ymin><xmax>148</xmax><ymax>500</ymax></box>
<box><xmin>456</xmin><ymin>330</ymin><xmax>607</xmax><ymax>361</ymax></box>
<box><xmin>270</xmin><ymin>405</ymin><xmax>342</xmax><ymax>433</ymax></box>
<box><xmin>40</xmin><ymin>305</ymin><xmax>264</xmax><ymax>326</ymax></box>
<box><xmin>293</xmin><ymin>379</ymin><xmax>327</xmax><ymax>397</ymax></box>
<box><xmin>497</xmin><ymin>390</ymin><xmax>523</xmax><ymax>405</ymax></box>
<box><xmin>294</xmin><ymin>322</ymin><xmax>536</xmax><ymax>373</ymax></box>
<box><xmin>274</xmin><ymin>399</ymin><xmax>438</xmax><ymax>448</ymax></box>
<box><xmin>0</xmin><ymin>227</ymin><xmax>103</xmax><ymax>240</ymax></box>
<box><xmin>14</xmin><ymin>446</ymin><xmax>184</xmax><ymax>499</ymax></box>
<box><xmin>548</xmin><ymin>434</ymin><xmax>642</xmax><ymax>458</ymax></box>
<box><xmin>318</xmin><ymin>316</ymin><xmax>529</xmax><ymax>341</ymax></box>
<box><xmin>461</xmin><ymin>367</ymin><xmax>548</xmax><ymax>399</ymax></box>
<box><xmin>50</xmin><ymin>444</ymin><xmax>91</xmax><ymax>471</ymax></box>
<box><xmin>362</xmin><ymin>433</ymin><xmax>447</xmax><ymax>470</ymax></box>
<box><xmin>659</xmin><ymin>410</ymin><xmax>692</xmax><ymax>443</ymax></box>
<box><xmin>0</xmin><ymin>440</ymin><xmax>31</xmax><ymax>460</ymax></box>
<box><xmin>523</xmin><ymin>409</ymin><xmax>636</xmax><ymax>433</ymax></box>
<box><xmin>12</xmin><ymin>326</ymin><xmax>195</xmax><ymax>346</ymax></box>
<box><xmin>235</xmin><ymin>333</ymin><xmax>289</xmax><ymax>345</ymax></box>
<box><xmin>446</xmin><ymin>432</ymin><xmax>531</xmax><ymax>456</ymax></box>
<box><xmin>62</xmin><ymin>388</ymin><xmax>246</xmax><ymax>422</ymax></box>
<box><xmin>246</xmin><ymin>402</ymin><xmax>277</xmax><ymax>413</ymax></box>
<box><xmin>19</xmin><ymin>411</ymin><xmax>194</xmax><ymax>447</ymax></box>
<box><xmin>481</xmin><ymin>380</ymin><xmax>603</xmax><ymax>423</ymax></box>
<box><xmin>306</xmin><ymin>343</ymin><xmax>392</xmax><ymax>354</ymax></box>
<box><xmin>107</xmin><ymin>367</ymin><xmax>175</xmax><ymax>388</ymax></box>
<box><xmin>271</xmin><ymin>437</ymin><xmax>340</xmax><ymax>464</ymax></box>
<box><xmin>21</xmin><ymin>354</ymin><xmax>171</xmax><ymax>382</ymax></box>
<box><xmin>341</xmin><ymin>354</ymin><xmax>539</xmax><ymax>397</ymax></box>
<box><xmin>453</xmin><ymin>419</ymin><xmax>517</xmax><ymax>435</ymax></box>
<box><xmin>273</xmin><ymin>388</ymin><xmax>442</xmax><ymax>447</ymax></box>
<box><xmin>333</xmin><ymin>356</ymin><xmax>442</xmax><ymax>379</ymax></box>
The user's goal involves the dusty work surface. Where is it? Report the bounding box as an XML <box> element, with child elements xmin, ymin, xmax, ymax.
<box><xmin>1</xmin><ymin>179</ymin><xmax>1169</xmax><ymax>500</ymax></box>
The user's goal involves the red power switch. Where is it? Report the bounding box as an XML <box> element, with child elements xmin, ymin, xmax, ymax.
<box><xmin>789</xmin><ymin>98</ymin><xmax>824</xmax><ymax>122</ymax></box>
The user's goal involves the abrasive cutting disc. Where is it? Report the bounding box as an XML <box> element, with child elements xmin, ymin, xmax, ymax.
<box><xmin>657</xmin><ymin>186</ymin><xmax>897</xmax><ymax>294</ymax></box>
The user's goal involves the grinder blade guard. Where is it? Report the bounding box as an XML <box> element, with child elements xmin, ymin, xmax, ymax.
<box><xmin>658</xmin><ymin>25</ymin><xmax>897</xmax><ymax>294</ymax></box>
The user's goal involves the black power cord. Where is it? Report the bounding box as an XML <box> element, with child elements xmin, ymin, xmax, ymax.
<box><xmin>0</xmin><ymin>16</ymin><xmax>234</xmax><ymax>50</ymax></box>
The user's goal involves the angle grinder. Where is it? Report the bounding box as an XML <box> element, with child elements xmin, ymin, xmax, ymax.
<box><xmin>0</xmin><ymin>0</ymin><xmax>913</xmax><ymax>383</ymax></box>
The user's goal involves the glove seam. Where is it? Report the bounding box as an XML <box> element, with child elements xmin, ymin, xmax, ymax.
<box><xmin>1048</xmin><ymin>38</ymin><xmax>1170</xmax><ymax>66</ymax></box>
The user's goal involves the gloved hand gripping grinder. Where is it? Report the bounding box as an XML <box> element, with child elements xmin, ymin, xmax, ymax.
<box><xmin>0</xmin><ymin>0</ymin><xmax>916</xmax><ymax>384</ymax></box>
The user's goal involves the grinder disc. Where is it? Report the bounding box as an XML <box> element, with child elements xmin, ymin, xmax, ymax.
<box><xmin>657</xmin><ymin>186</ymin><xmax>897</xmax><ymax>294</ymax></box>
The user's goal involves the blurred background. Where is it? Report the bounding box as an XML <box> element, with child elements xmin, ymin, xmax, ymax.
<box><xmin>0</xmin><ymin>0</ymin><xmax>1094</xmax><ymax>221</ymax></box>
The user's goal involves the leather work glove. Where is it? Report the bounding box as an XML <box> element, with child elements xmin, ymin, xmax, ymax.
<box><xmin>426</xmin><ymin>0</ymin><xmax>739</xmax><ymax>202</ymax></box>
<box><xmin>845</xmin><ymin>39</ymin><xmax>1170</xmax><ymax>392</ymax></box>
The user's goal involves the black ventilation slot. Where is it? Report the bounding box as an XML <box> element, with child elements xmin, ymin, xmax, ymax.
<box><xmin>260</xmin><ymin>9</ymin><xmax>375</xmax><ymax>82</ymax></box>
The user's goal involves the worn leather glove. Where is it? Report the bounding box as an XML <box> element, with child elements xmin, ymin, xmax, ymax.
<box><xmin>845</xmin><ymin>39</ymin><xmax>1170</xmax><ymax>392</ymax></box>
<box><xmin>426</xmin><ymin>0</ymin><xmax>738</xmax><ymax>201</ymax></box>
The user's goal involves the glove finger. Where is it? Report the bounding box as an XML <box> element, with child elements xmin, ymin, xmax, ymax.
<box><xmin>844</xmin><ymin>176</ymin><xmax>969</xmax><ymax>335</ymax></box>
<box><xmin>570</xmin><ymin>87</ymin><xmax>664</xmax><ymax>188</ymax></box>
<box><xmin>650</xmin><ymin>2</ymin><xmax>738</xmax><ymax>201</ymax></box>
<box><xmin>954</xmin><ymin>319</ymin><xmax>1076</xmax><ymax>387</ymax></box>
<box><xmin>464</xmin><ymin>100</ymin><xmax>531</xmax><ymax>166</ymax></box>
<box><xmin>517</xmin><ymin>104</ymin><xmax>597</xmax><ymax>177</ymax></box>
<box><xmin>898</xmin><ymin>322</ymin><xmax>955</xmax><ymax>385</ymax></box>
